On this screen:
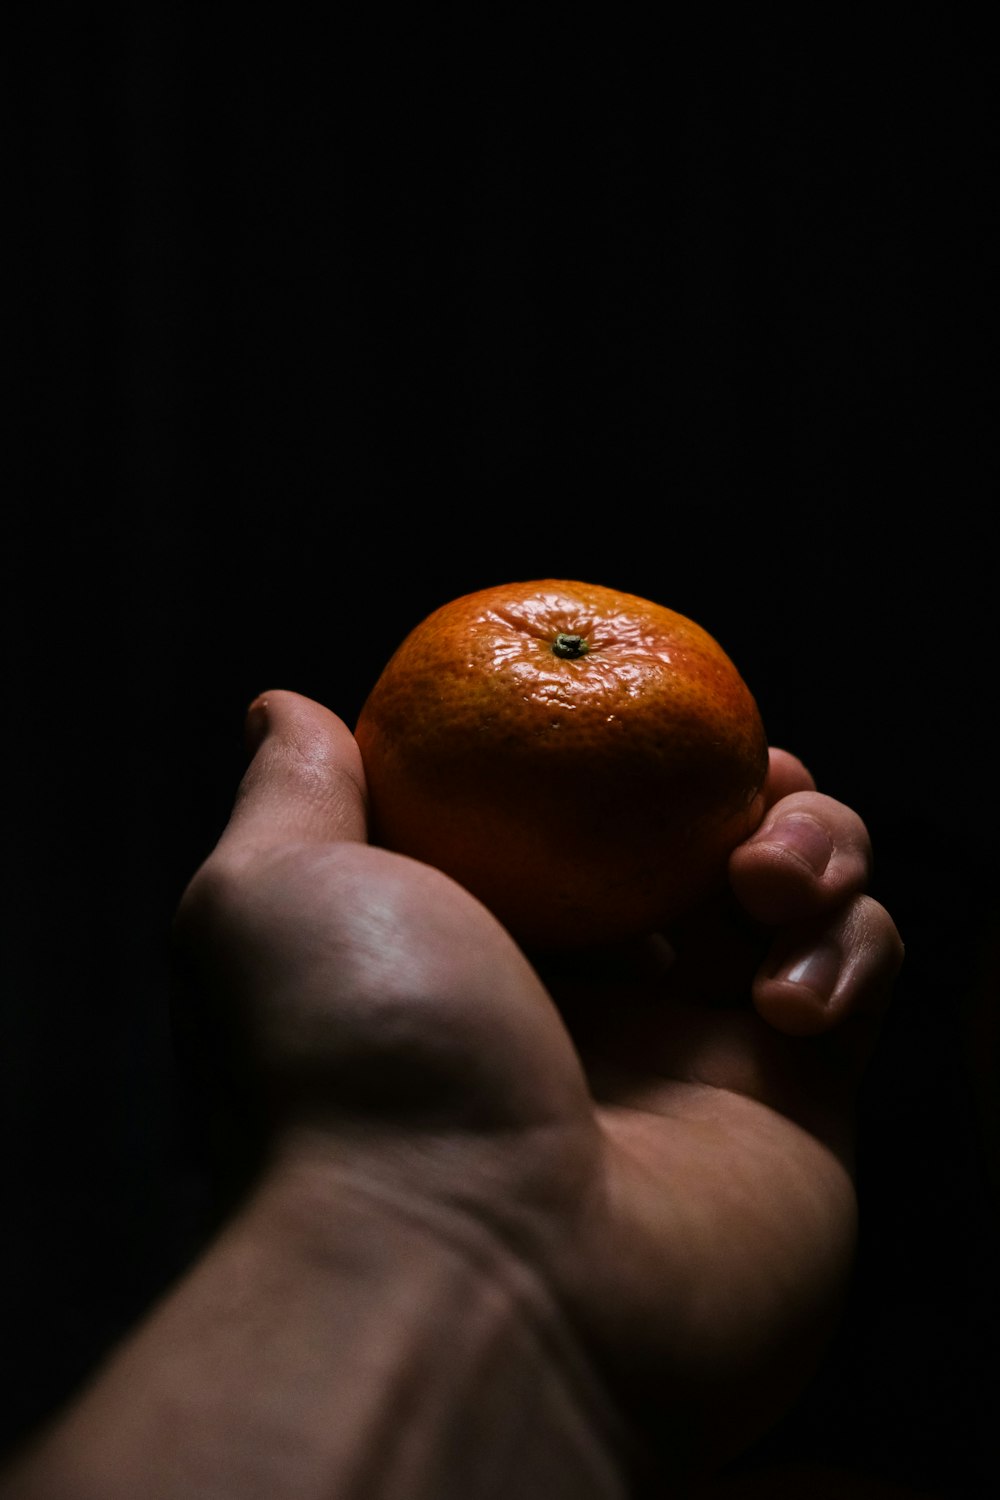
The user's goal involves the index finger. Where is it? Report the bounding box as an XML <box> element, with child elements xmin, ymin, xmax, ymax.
<box><xmin>216</xmin><ymin>689</ymin><xmax>369</xmax><ymax>858</ymax></box>
<box><xmin>763</xmin><ymin>746</ymin><xmax>817</xmax><ymax>806</ymax></box>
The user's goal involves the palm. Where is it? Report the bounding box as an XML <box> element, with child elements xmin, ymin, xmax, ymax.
<box><xmin>522</xmin><ymin>935</ymin><xmax>863</xmax><ymax>1472</ymax></box>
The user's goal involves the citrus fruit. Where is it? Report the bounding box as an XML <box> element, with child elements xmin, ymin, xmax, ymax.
<box><xmin>354</xmin><ymin>579</ymin><xmax>769</xmax><ymax>950</ymax></box>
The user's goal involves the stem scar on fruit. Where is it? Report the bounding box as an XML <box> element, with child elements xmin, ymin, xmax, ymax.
<box><xmin>552</xmin><ymin>633</ymin><xmax>589</xmax><ymax>660</ymax></box>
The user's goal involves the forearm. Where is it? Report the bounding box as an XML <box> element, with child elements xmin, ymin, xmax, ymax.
<box><xmin>1</xmin><ymin>1157</ymin><xmax>634</xmax><ymax>1500</ymax></box>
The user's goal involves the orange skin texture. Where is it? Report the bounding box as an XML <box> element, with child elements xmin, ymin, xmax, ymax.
<box><xmin>354</xmin><ymin>579</ymin><xmax>770</xmax><ymax>951</ymax></box>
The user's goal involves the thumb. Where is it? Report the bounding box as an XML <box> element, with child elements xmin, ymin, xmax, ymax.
<box><xmin>217</xmin><ymin>689</ymin><xmax>369</xmax><ymax>858</ymax></box>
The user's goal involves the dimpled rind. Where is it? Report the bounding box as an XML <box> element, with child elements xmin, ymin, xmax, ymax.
<box><xmin>354</xmin><ymin>580</ymin><xmax>769</xmax><ymax>949</ymax></box>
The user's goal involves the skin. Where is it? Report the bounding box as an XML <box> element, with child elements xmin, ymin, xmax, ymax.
<box><xmin>2</xmin><ymin>690</ymin><xmax>904</xmax><ymax>1498</ymax></box>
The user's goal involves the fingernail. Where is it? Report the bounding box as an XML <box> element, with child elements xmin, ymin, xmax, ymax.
<box><xmin>767</xmin><ymin>939</ymin><xmax>841</xmax><ymax>1001</ymax></box>
<box><xmin>245</xmin><ymin>695</ymin><xmax>270</xmax><ymax>754</ymax></box>
<box><xmin>763</xmin><ymin>813</ymin><xmax>833</xmax><ymax>878</ymax></box>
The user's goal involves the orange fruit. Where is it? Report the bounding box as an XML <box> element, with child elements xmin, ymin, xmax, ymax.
<box><xmin>354</xmin><ymin>579</ymin><xmax>769</xmax><ymax>950</ymax></box>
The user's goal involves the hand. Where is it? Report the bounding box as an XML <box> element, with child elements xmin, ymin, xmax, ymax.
<box><xmin>171</xmin><ymin>688</ymin><xmax>903</xmax><ymax>1485</ymax></box>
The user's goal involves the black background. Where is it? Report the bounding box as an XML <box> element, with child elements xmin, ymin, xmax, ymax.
<box><xmin>8</xmin><ymin>8</ymin><xmax>998</xmax><ymax>1494</ymax></box>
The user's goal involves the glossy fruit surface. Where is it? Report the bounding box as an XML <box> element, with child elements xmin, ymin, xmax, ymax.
<box><xmin>354</xmin><ymin>579</ymin><xmax>769</xmax><ymax>950</ymax></box>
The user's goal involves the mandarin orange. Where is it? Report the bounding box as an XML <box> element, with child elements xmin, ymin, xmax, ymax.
<box><xmin>354</xmin><ymin>579</ymin><xmax>769</xmax><ymax>950</ymax></box>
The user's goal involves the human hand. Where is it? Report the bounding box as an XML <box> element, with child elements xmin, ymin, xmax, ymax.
<box><xmin>172</xmin><ymin>688</ymin><xmax>903</xmax><ymax>1487</ymax></box>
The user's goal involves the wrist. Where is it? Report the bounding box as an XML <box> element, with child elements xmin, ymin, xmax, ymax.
<box><xmin>4</xmin><ymin>1148</ymin><xmax>641</xmax><ymax>1500</ymax></box>
<box><xmin>266</xmin><ymin>1150</ymin><xmax>641</xmax><ymax>1496</ymax></box>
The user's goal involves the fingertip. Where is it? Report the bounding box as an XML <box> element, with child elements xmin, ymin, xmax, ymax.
<box><xmin>753</xmin><ymin>925</ymin><xmax>844</xmax><ymax>1035</ymax></box>
<box><xmin>765</xmin><ymin>748</ymin><xmax>817</xmax><ymax>806</ymax></box>
<box><xmin>753</xmin><ymin>978</ymin><xmax>838</xmax><ymax>1037</ymax></box>
<box><xmin>731</xmin><ymin>813</ymin><xmax>835</xmax><ymax>925</ymax></box>
<box><xmin>245</xmin><ymin>692</ymin><xmax>273</xmax><ymax>755</ymax></box>
<box><xmin>753</xmin><ymin>897</ymin><xmax>904</xmax><ymax>1041</ymax></box>
<box><xmin>243</xmin><ymin>688</ymin><xmax>356</xmax><ymax>764</ymax></box>
<box><xmin>227</xmin><ymin>688</ymin><xmax>369</xmax><ymax>848</ymax></box>
<box><xmin>244</xmin><ymin>687</ymin><xmax>321</xmax><ymax>747</ymax></box>
<box><xmin>731</xmin><ymin>792</ymin><xmax>872</xmax><ymax>926</ymax></box>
